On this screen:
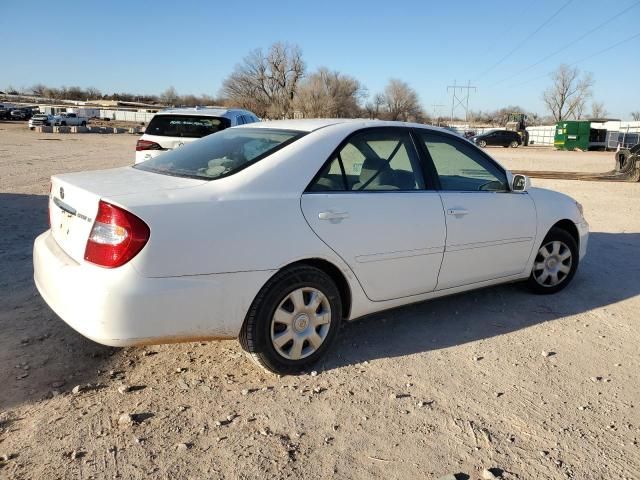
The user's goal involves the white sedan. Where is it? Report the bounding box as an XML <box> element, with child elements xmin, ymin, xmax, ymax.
<box><xmin>34</xmin><ymin>119</ymin><xmax>588</xmax><ymax>374</ymax></box>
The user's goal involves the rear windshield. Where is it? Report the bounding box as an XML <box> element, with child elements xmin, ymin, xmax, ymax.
<box><xmin>145</xmin><ymin>114</ymin><xmax>231</xmax><ymax>138</ymax></box>
<box><xmin>134</xmin><ymin>128</ymin><xmax>305</xmax><ymax>180</ymax></box>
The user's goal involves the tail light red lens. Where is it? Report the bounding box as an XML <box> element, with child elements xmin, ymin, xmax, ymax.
<box><xmin>84</xmin><ymin>200</ymin><xmax>150</xmax><ymax>268</ymax></box>
<box><xmin>136</xmin><ymin>139</ymin><xmax>164</xmax><ymax>151</ymax></box>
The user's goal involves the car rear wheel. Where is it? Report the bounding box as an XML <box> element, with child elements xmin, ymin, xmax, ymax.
<box><xmin>239</xmin><ymin>265</ymin><xmax>342</xmax><ymax>375</ymax></box>
<box><xmin>527</xmin><ymin>227</ymin><xmax>578</xmax><ymax>294</ymax></box>
<box><xmin>509</xmin><ymin>140</ymin><xmax>519</xmax><ymax>148</ymax></box>
<box><xmin>478</xmin><ymin>140</ymin><xmax>487</xmax><ymax>147</ymax></box>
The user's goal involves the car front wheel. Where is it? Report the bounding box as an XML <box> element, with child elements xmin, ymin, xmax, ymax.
<box><xmin>478</xmin><ymin>140</ymin><xmax>487</xmax><ymax>147</ymax></box>
<box><xmin>510</xmin><ymin>140</ymin><xmax>519</xmax><ymax>148</ymax></box>
<box><xmin>527</xmin><ymin>227</ymin><xmax>578</xmax><ymax>294</ymax></box>
<box><xmin>239</xmin><ymin>265</ymin><xmax>342</xmax><ymax>374</ymax></box>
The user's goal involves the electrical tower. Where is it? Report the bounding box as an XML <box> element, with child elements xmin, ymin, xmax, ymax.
<box><xmin>431</xmin><ymin>104</ymin><xmax>445</xmax><ymax>126</ymax></box>
<box><xmin>447</xmin><ymin>80</ymin><xmax>477</xmax><ymax>123</ymax></box>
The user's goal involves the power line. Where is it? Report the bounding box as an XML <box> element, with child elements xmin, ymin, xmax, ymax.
<box><xmin>474</xmin><ymin>0</ymin><xmax>573</xmax><ymax>82</ymax></box>
<box><xmin>492</xmin><ymin>0</ymin><xmax>640</xmax><ymax>87</ymax></box>
<box><xmin>505</xmin><ymin>30</ymin><xmax>640</xmax><ymax>90</ymax></box>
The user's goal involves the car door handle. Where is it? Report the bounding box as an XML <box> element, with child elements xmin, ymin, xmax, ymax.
<box><xmin>318</xmin><ymin>211</ymin><xmax>349</xmax><ymax>222</ymax></box>
<box><xmin>446</xmin><ymin>208</ymin><xmax>469</xmax><ymax>216</ymax></box>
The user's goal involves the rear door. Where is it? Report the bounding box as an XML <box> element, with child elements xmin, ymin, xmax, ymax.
<box><xmin>301</xmin><ymin>127</ymin><xmax>446</xmax><ymax>301</ymax></box>
<box><xmin>415</xmin><ymin>130</ymin><xmax>536</xmax><ymax>290</ymax></box>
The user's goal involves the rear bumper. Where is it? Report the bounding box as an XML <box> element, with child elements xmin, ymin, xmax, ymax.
<box><xmin>33</xmin><ymin>230</ymin><xmax>273</xmax><ymax>346</ymax></box>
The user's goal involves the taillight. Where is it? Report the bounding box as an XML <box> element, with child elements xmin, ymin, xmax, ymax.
<box><xmin>136</xmin><ymin>139</ymin><xmax>164</xmax><ymax>152</ymax></box>
<box><xmin>84</xmin><ymin>200</ymin><xmax>150</xmax><ymax>268</ymax></box>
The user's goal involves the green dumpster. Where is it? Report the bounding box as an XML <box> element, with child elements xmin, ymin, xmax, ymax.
<box><xmin>554</xmin><ymin>121</ymin><xmax>591</xmax><ymax>150</ymax></box>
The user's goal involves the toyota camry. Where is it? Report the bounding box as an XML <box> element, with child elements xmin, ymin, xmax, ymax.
<box><xmin>33</xmin><ymin>119</ymin><xmax>588</xmax><ymax>374</ymax></box>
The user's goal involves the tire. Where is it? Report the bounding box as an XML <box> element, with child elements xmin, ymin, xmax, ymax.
<box><xmin>81</xmin><ymin>121</ymin><xmax>86</xmax><ymax>127</ymax></box>
<box><xmin>527</xmin><ymin>227</ymin><xmax>579</xmax><ymax>294</ymax></box>
<box><xmin>478</xmin><ymin>140</ymin><xmax>487</xmax><ymax>148</ymax></box>
<box><xmin>239</xmin><ymin>265</ymin><xmax>342</xmax><ymax>375</ymax></box>
<box><xmin>509</xmin><ymin>140</ymin><xmax>519</xmax><ymax>148</ymax></box>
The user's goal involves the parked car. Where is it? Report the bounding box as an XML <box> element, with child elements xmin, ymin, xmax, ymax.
<box><xmin>34</xmin><ymin>120</ymin><xmax>588</xmax><ymax>374</ymax></box>
<box><xmin>134</xmin><ymin>107</ymin><xmax>259</xmax><ymax>163</ymax></box>
<box><xmin>29</xmin><ymin>114</ymin><xmax>57</xmax><ymax>129</ymax></box>
<box><xmin>0</xmin><ymin>108</ymin><xmax>9</xmax><ymax>120</ymax></box>
<box><xmin>472</xmin><ymin>129</ymin><xmax>522</xmax><ymax>148</ymax></box>
<box><xmin>55</xmin><ymin>112</ymin><xmax>88</xmax><ymax>127</ymax></box>
<box><xmin>10</xmin><ymin>108</ymin><xmax>31</xmax><ymax>120</ymax></box>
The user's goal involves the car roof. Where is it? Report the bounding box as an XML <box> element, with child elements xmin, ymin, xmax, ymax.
<box><xmin>238</xmin><ymin>118</ymin><xmax>451</xmax><ymax>133</ymax></box>
<box><xmin>154</xmin><ymin>107</ymin><xmax>255</xmax><ymax>118</ymax></box>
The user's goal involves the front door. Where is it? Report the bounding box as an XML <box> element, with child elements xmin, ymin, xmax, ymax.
<box><xmin>415</xmin><ymin>130</ymin><xmax>537</xmax><ymax>290</ymax></box>
<box><xmin>301</xmin><ymin>128</ymin><xmax>446</xmax><ymax>301</ymax></box>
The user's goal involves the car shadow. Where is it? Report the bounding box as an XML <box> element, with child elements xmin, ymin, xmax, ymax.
<box><xmin>0</xmin><ymin>193</ymin><xmax>118</xmax><ymax>410</ymax></box>
<box><xmin>1</xmin><ymin>193</ymin><xmax>638</xmax><ymax>403</ymax></box>
<box><xmin>324</xmin><ymin>230</ymin><xmax>640</xmax><ymax>370</ymax></box>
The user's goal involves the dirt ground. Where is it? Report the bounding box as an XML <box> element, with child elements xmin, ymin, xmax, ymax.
<box><xmin>1</xmin><ymin>122</ymin><xmax>639</xmax><ymax>480</ymax></box>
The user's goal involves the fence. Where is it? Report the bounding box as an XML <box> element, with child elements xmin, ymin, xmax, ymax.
<box><xmin>526</xmin><ymin>126</ymin><xmax>555</xmax><ymax>146</ymax></box>
<box><xmin>99</xmin><ymin>109</ymin><xmax>156</xmax><ymax>123</ymax></box>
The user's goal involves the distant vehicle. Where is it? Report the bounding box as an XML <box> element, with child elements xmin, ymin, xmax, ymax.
<box><xmin>29</xmin><ymin>114</ymin><xmax>57</xmax><ymax>129</ymax></box>
<box><xmin>471</xmin><ymin>130</ymin><xmax>522</xmax><ymax>148</ymax></box>
<box><xmin>10</xmin><ymin>109</ymin><xmax>31</xmax><ymax>120</ymax></box>
<box><xmin>55</xmin><ymin>112</ymin><xmax>88</xmax><ymax>127</ymax></box>
<box><xmin>0</xmin><ymin>108</ymin><xmax>9</xmax><ymax>120</ymax></box>
<box><xmin>34</xmin><ymin>119</ymin><xmax>588</xmax><ymax>374</ymax></box>
<box><xmin>134</xmin><ymin>107</ymin><xmax>259</xmax><ymax>164</ymax></box>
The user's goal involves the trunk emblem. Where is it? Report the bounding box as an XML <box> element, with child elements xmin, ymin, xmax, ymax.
<box><xmin>59</xmin><ymin>187</ymin><xmax>65</xmax><ymax>199</ymax></box>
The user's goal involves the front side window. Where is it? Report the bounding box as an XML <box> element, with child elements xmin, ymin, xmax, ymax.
<box><xmin>308</xmin><ymin>129</ymin><xmax>425</xmax><ymax>192</ymax></box>
<box><xmin>419</xmin><ymin>131</ymin><xmax>508</xmax><ymax>192</ymax></box>
<box><xmin>135</xmin><ymin>128</ymin><xmax>304</xmax><ymax>180</ymax></box>
<box><xmin>145</xmin><ymin>115</ymin><xmax>231</xmax><ymax>138</ymax></box>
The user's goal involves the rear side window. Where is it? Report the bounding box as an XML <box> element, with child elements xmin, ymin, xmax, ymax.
<box><xmin>308</xmin><ymin>129</ymin><xmax>425</xmax><ymax>192</ymax></box>
<box><xmin>135</xmin><ymin>128</ymin><xmax>304</xmax><ymax>180</ymax></box>
<box><xmin>145</xmin><ymin>115</ymin><xmax>231</xmax><ymax>138</ymax></box>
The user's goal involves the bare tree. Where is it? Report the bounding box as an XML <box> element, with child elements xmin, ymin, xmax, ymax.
<box><xmin>220</xmin><ymin>42</ymin><xmax>305</xmax><ymax>119</ymax></box>
<box><xmin>294</xmin><ymin>67</ymin><xmax>365</xmax><ymax>118</ymax></box>
<box><xmin>382</xmin><ymin>79</ymin><xmax>423</xmax><ymax>122</ymax></box>
<box><xmin>364</xmin><ymin>93</ymin><xmax>385</xmax><ymax>119</ymax></box>
<box><xmin>589</xmin><ymin>101</ymin><xmax>608</xmax><ymax>119</ymax></box>
<box><xmin>160</xmin><ymin>86</ymin><xmax>179</xmax><ymax>106</ymax></box>
<box><xmin>542</xmin><ymin>64</ymin><xmax>593</xmax><ymax>121</ymax></box>
<box><xmin>631</xmin><ymin>111</ymin><xmax>640</xmax><ymax>121</ymax></box>
<box><xmin>85</xmin><ymin>87</ymin><xmax>102</xmax><ymax>99</ymax></box>
<box><xmin>30</xmin><ymin>83</ymin><xmax>47</xmax><ymax>96</ymax></box>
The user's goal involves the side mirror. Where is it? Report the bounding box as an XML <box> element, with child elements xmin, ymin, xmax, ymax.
<box><xmin>511</xmin><ymin>174</ymin><xmax>530</xmax><ymax>192</ymax></box>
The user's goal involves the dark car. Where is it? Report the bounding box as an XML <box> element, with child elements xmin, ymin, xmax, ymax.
<box><xmin>10</xmin><ymin>109</ymin><xmax>31</xmax><ymax>120</ymax></box>
<box><xmin>472</xmin><ymin>130</ymin><xmax>522</xmax><ymax>148</ymax></box>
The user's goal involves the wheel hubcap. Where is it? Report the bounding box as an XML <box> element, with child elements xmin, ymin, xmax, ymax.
<box><xmin>533</xmin><ymin>240</ymin><xmax>572</xmax><ymax>287</ymax></box>
<box><xmin>270</xmin><ymin>287</ymin><xmax>331</xmax><ymax>360</ymax></box>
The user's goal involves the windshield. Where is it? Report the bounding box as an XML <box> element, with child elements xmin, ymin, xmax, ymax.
<box><xmin>134</xmin><ymin>128</ymin><xmax>305</xmax><ymax>180</ymax></box>
<box><xmin>145</xmin><ymin>114</ymin><xmax>231</xmax><ymax>138</ymax></box>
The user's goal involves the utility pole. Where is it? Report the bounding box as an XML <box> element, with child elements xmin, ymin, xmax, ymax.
<box><xmin>447</xmin><ymin>80</ymin><xmax>477</xmax><ymax>124</ymax></box>
<box><xmin>431</xmin><ymin>104</ymin><xmax>445</xmax><ymax>126</ymax></box>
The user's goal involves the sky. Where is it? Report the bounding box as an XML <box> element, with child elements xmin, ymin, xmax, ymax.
<box><xmin>2</xmin><ymin>0</ymin><xmax>639</xmax><ymax>118</ymax></box>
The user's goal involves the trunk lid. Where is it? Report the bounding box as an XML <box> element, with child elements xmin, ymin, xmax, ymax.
<box><xmin>49</xmin><ymin>167</ymin><xmax>206</xmax><ymax>263</ymax></box>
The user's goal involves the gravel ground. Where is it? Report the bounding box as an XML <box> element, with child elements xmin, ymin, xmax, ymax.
<box><xmin>1</xmin><ymin>122</ymin><xmax>639</xmax><ymax>479</ymax></box>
